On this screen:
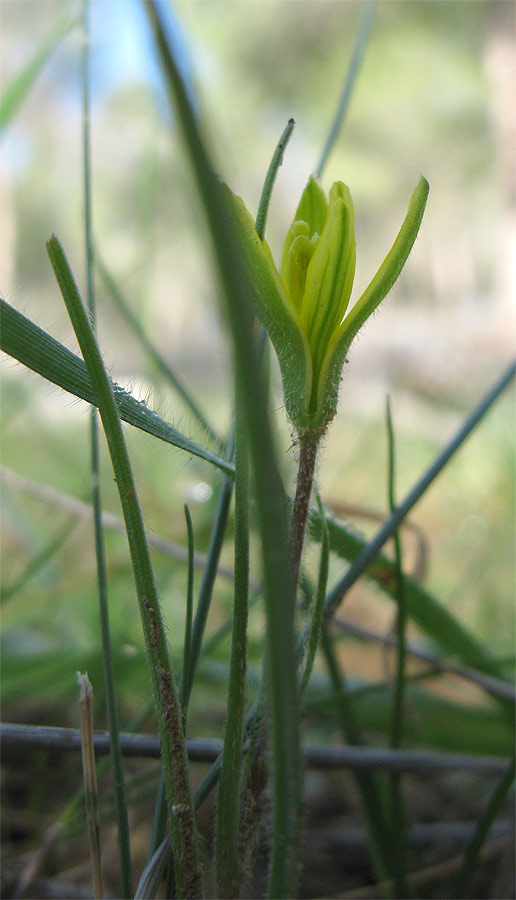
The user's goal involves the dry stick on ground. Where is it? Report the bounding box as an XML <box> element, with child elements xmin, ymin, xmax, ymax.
<box><xmin>1</xmin><ymin>724</ymin><xmax>511</xmax><ymax>774</ymax></box>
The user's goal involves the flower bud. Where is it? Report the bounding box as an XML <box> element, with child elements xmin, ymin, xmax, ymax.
<box><xmin>224</xmin><ymin>174</ymin><xmax>428</xmax><ymax>437</ymax></box>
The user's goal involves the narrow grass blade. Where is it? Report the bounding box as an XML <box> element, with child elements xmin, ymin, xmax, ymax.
<box><xmin>320</xmin><ymin>624</ymin><xmax>394</xmax><ymax>884</ymax></box>
<box><xmin>183</xmin><ymin>449</ymin><xmax>235</xmax><ymax>710</ymax></box>
<box><xmin>77</xmin><ymin>672</ymin><xmax>103</xmax><ymax>900</ymax></box>
<box><xmin>0</xmin><ymin>14</ymin><xmax>79</xmax><ymax>132</ymax></box>
<box><xmin>453</xmin><ymin>754</ymin><xmax>515</xmax><ymax>899</ymax></box>
<box><xmin>10</xmin><ymin>704</ymin><xmax>156</xmax><ymax>898</ymax></box>
<box><xmin>0</xmin><ymin>518</ymin><xmax>76</xmax><ymax>605</ymax></box>
<box><xmin>181</xmin><ymin>503</ymin><xmax>195</xmax><ymax>716</ymax></box>
<box><xmin>385</xmin><ymin>397</ymin><xmax>408</xmax><ymax>896</ymax></box>
<box><xmin>255</xmin><ymin>117</ymin><xmax>295</xmax><ymax>238</ymax></box>
<box><xmin>334</xmin><ymin>615</ymin><xmax>515</xmax><ymax>705</ymax></box>
<box><xmin>135</xmin><ymin>838</ymin><xmax>169</xmax><ymax>899</ymax></box>
<box><xmin>80</xmin><ymin>2</ymin><xmax>132</xmax><ymax>892</ymax></box>
<box><xmin>309</xmin><ymin>508</ymin><xmax>504</xmax><ymax>676</ymax></box>
<box><xmin>215</xmin><ymin>386</ymin><xmax>250</xmax><ymax>899</ymax></box>
<box><xmin>0</xmin><ymin>298</ymin><xmax>234</xmax><ymax>476</ymax></box>
<box><xmin>316</xmin><ymin>0</ymin><xmax>377</xmax><ymax>177</ymax></box>
<box><xmin>47</xmin><ymin>236</ymin><xmax>201</xmax><ymax>899</ymax></box>
<box><xmin>299</xmin><ymin>491</ymin><xmax>329</xmax><ymax>697</ymax></box>
<box><xmin>96</xmin><ymin>255</ymin><xmax>221</xmax><ymax>446</ymax></box>
<box><xmin>145</xmin><ymin>458</ymin><xmax>234</xmax><ymax>869</ymax></box>
<box><xmin>307</xmin><ymin>678</ymin><xmax>514</xmax><ymax>756</ymax></box>
<box><xmin>144</xmin><ymin>5</ymin><xmax>301</xmax><ymax>895</ymax></box>
<box><xmin>321</xmin><ymin>358</ymin><xmax>516</xmax><ymax>628</ymax></box>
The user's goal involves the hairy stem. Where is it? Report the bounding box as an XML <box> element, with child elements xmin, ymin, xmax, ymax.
<box><xmin>291</xmin><ymin>434</ymin><xmax>319</xmax><ymax>589</ymax></box>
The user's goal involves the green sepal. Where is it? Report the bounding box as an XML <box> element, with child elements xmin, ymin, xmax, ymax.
<box><xmin>222</xmin><ymin>183</ymin><xmax>313</xmax><ymax>428</ymax></box>
<box><xmin>313</xmin><ymin>175</ymin><xmax>429</xmax><ymax>430</ymax></box>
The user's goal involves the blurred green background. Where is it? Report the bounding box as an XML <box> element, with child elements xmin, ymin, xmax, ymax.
<box><xmin>1</xmin><ymin>0</ymin><xmax>514</xmax><ymax>725</ymax></box>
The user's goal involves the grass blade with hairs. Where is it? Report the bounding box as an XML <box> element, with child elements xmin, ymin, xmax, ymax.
<box><xmin>46</xmin><ymin>235</ymin><xmax>201</xmax><ymax>899</ymax></box>
<box><xmin>0</xmin><ymin>298</ymin><xmax>233</xmax><ymax>477</ymax></box>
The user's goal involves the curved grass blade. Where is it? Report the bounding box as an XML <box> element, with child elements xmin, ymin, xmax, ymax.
<box><xmin>144</xmin><ymin>117</ymin><xmax>296</xmax><ymax>876</ymax></box>
<box><xmin>316</xmin><ymin>0</ymin><xmax>377</xmax><ymax>177</ymax></box>
<box><xmin>181</xmin><ymin>503</ymin><xmax>195</xmax><ymax>717</ymax></box>
<box><xmin>47</xmin><ymin>235</ymin><xmax>201</xmax><ymax>899</ymax></box>
<box><xmin>0</xmin><ymin>297</ymin><xmax>234</xmax><ymax>477</ymax></box>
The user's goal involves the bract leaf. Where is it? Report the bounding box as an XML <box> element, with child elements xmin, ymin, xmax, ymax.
<box><xmin>222</xmin><ymin>183</ymin><xmax>313</xmax><ymax>428</ymax></box>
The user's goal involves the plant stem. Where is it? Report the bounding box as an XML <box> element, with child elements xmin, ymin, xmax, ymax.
<box><xmin>385</xmin><ymin>397</ymin><xmax>408</xmax><ymax>897</ymax></box>
<box><xmin>46</xmin><ymin>236</ymin><xmax>201</xmax><ymax>900</ymax></box>
<box><xmin>215</xmin><ymin>383</ymin><xmax>250</xmax><ymax>899</ymax></box>
<box><xmin>291</xmin><ymin>434</ymin><xmax>319</xmax><ymax>589</ymax></box>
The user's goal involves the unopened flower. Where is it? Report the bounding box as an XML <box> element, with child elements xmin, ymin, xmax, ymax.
<box><xmin>225</xmin><ymin>174</ymin><xmax>429</xmax><ymax>436</ymax></box>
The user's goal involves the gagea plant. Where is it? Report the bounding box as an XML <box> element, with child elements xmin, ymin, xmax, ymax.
<box><xmin>226</xmin><ymin>173</ymin><xmax>429</xmax><ymax>586</ymax></box>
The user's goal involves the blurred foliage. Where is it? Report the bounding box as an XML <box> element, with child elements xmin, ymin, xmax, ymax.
<box><xmin>1</xmin><ymin>0</ymin><xmax>514</xmax><ymax>726</ymax></box>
